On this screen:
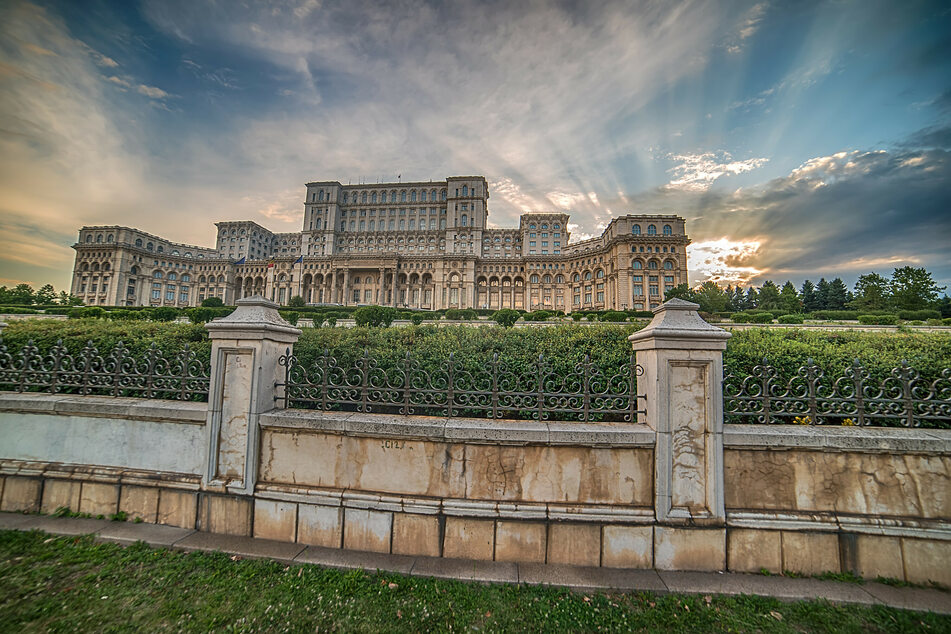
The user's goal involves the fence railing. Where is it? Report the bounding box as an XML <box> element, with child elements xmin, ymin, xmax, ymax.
<box><xmin>0</xmin><ymin>339</ymin><xmax>210</xmax><ymax>402</ymax></box>
<box><xmin>277</xmin><ymin>349</ymin><xmax>645</xmax><ymax>422</ymax></box>
<box><xmin>724</xmin><ymin>359</ymin><xmax>951</xmax><ymax>427</ymax></box>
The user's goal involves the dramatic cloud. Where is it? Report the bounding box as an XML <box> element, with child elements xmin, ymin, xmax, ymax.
<box><xmin>664</xmin><ymin>152</ymin><xmax>769</xmax><ymax>191</ymax></box>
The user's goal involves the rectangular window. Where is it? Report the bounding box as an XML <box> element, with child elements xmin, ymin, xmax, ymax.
<box><xmin>649</xmin><ymin>285</ymin><xmax>659</xmax><ymax>295</ymax></box>
<box><xmin>665</xmin><ymin>276</ymin><xmax>674</xmax><ymax>283</ymax></box>
<box><xmin>633</xmin><ymin>275</ymin><xmax>643</xmax><ymax>282</ymax></box>
<box><xmin>541</xmin><ymin>242</ymin><xmax>548</xmax><ymax>247</ymax></box>
<box><xmin>529</xmin><ymin>241</ymin><xmax>536</xmax><ymax>247</ymax></box>
<box><xmin>166</xmin><ymin>290</ymin><xmax>175</xmax><ymax>301</ymax></box>
<box><xmin>152</xmin><ymin>290</ymin><xmax>160</xmax><ymax>299</ymax></box>
<box><xmin>180</xmin><ymin>292</ymin><xmax>188</xmax><ymax>303</ymax></box>
<box><xmin>633</xmin><ymin>287</ymin><xmax>643</xmax><ymax>296</ymax></box>
<box><xmin>90</xmin><ymin>284</ymin><xmax>97</xmax><ymax>292</ymax></box>
<box><xmin>597</xmin><ymin>292</ymin><xmax>604</xmax><ymax>302</ymax></box>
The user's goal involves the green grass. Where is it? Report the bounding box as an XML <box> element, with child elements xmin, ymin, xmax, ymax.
<box><xmin>0</xmin><ymin>530</ymin><xmax>947</xmax><ymax>633</ymax></box>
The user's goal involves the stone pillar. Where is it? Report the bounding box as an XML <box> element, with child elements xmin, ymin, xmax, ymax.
<box><xmin>629</xmin><ymin>298</ymin><xmax>730</xmax><ymax>569</ymax></box>
<box><xmin>204</xmin><ymin>296</ymin><xmax>301</xmax><ymax>496</ymax></box>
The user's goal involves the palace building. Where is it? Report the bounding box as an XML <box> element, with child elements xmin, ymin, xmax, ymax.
<box><xmin>71</xmin><ymin>176</ymin><xmax>689</xmax><ymax>312</ymax></box>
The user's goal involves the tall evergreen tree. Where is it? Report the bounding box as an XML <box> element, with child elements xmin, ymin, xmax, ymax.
<box><xmin>851</xmin><ymin>273</ymin><xmax>890</xmax><ymax>310</ymax></box>
<box><xmin>827</xmin><ymin>278</ymin><xmax>850</xmax><ymax>310</ymax></box>
<box><xmin>696</xmin><ymin>281</ymin><xmax>729</xmax><ymax>313</ymax></box>
<box><xmin>815</xmin><ymin>278</ymin><xmax>831</xmax><ymax>310</ymax></box>
<box><xmin>745</xmin><ymin>286</ymin><xmax>758</xmax><ymax>310</ymax></box>
<box><xmin>724</xmin><ymin>285</ymin><xmax>735</xmax><ymax>311</ymax></box>
<box><xmin>757</xmin><ymin>280</ymin><xmax>782</xmax><ymax>310</ymax></box>
<box><xmin>734</xmin><ymin>286</ymin><xmax>747</xmax><ymax>310</ymax></box>
<box><xmin>780</xmin><ymin>281</ymin><xmax>801</xmax><ymax>312</ymax></box>
<box><xmin>800</xmin><ymin>280</ymin><xmax>819</xmax><ymax>312</ymax></box>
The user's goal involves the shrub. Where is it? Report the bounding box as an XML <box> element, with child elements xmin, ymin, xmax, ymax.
<box><xmin>326</xmin><ymin>316</ymin><xmax>337</xmax><ymax>327</ymax></box>
<box><xmin>731</xmin><ymin>313</ymin><xmax>752</xmax><ymax>323</ymax></box>
<box><xmin>492</xmin><ymin>309</ymin><xmax>520</xmax><ymax>328</ymax></box>
<box><xmin>68</xmin><ymin>307</ymin><xmax>105</xmax><ymax>319</ymax></box>
<box><xmin>353</xmin><ymin>305</ymin><xmax>396</xmax><ymax>327</ymax></box>
<box><xmin>280</xmin><ymin>311</ymin><xmax>300</xmax><ymax>326</ymax></box>
<box><xmin>0</xmin><ymin>307</ymin><xmax>39</xmax><ymax>315</ymax></box>
<box><xmin>571</xmin><ymin>313</ymin><xmax>583</xmax><ymax>321</ymax></box>
<box><xmin>443</xmin><ymin>308</ymin><xmax>477</xmax><ymax>321</ymax></box>
<box><xmin>778</xmin><ymin>314</ymin><xmax>804</xmax><ymax>324</ymax></box>
<box><xmin>600</xmin><ymin>311</ymin><xmax>628</xmax><ymax>322</ymax></box>
<box><xmin>943</xmin><ymin>318</ymin><xmax>951</xmax><ymax>326</ymax></box>
<box><xmin>897</xmin><ymin>309</ymin><xmax>940</xmax><ymax>320</ymax></box>
<box><xmin>150</xmin><ymin>307</ymin><xmax>179</xmax><ymax>322</ymax></box>
<box><xmin>524</xmin><ymin>310</ymin><xmax>552</xmax><ymax>322</ymax></box>
<box><xmin>751</xmin><ymin>313</ymin><xmax>774</xmax><ymax>324</ymax></box>
<box><xmin>411</xmin><ymin>313</ymin><xmax>424</xmax><ymax>325</ymax></box>
<box><xmin>108</xmin><ymin>309</ymin><xmax>131</xmax><ymax>320</ymax></box>
<box><xmin>201</xmin><ymin>297</ymin><xmax>224</xmax><ymax>307</ymax></box>
<box><xmin>287</xmin><ymin>295</ymin><xmax>306</xmax><ymax>308</ymax></box>
<box><xmin>810</xmin><ymin>310</ymin><xmax>861</xmax><ymax>321</ymax></box>
<box><xmin>858</xmin><ymin>314</ymin><xmax>899</xmax><ymax>325</ymax></box>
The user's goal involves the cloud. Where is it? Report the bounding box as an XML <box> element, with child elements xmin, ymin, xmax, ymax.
<box><xmin>724</xmin><ymin>3</ymin><xmax>767</xmax><ymax>54</ymax></box>
<box><xmin>630</xmin><ymin>146</ymin><xmax>951</xmax><ymax>287</ymax></box>
<box><xmin>136</xmin><ymin>83</ymin><xmax>169</xmax><ymax>99</ymax></box>
<box><xmin>664</xmin><ymin>152</ymin><xmax>769</xmax><ymax>191</ymax></box>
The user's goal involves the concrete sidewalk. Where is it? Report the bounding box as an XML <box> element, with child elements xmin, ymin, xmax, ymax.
<box><xmin>2</xmin><ymin>512</ymin><xmax>948</xmax><ymax>615</ymax></box>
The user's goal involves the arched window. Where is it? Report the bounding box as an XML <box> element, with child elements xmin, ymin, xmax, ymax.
<box><xmin>632</xmin><ymin>225</ymin><xmax>641</xmax><ymax>235</ymax></box>
<box><xmin>318</xmin><ymin>190</ymin><xmax>325</xmax><ymax>201</ymax></box>
<box><xmin>648</xmin><ymin>224</ymin><xmax>657</xmax><ymax>235</ymax></box>
<box><xmin>135</xmin><ymin>238</ymin><xmax>143</xmax><ymax>247</ymax></box>
<box><xmin>573</xmin><ymin>273</ymin><xmax>580</xmax><ymax>283</ymax></box>
<box><xmin>462</xmin><ymin>185</ymin><xmax>468</xmax><ymax>196</ymax></box>
<box><xmin>147</xmin><ymin>242</ymin><xmax>154</xmax><ymax>251</ymax></box>
<box><xmin>596</xmin><ymin>269</ymin><xmax>604</xmax><ymax>279</ymax></box>
<box><xmin>362</xmin><ymin>191</ymin><xmax>367</xmax><ymax>203</ymax></box>
<box><xmin>85</xmin><ymin>235</ymin><xmax>92</xmax><ymax>243</ymax></box>
<box><xmin>107</xmin><ymin>235</ymin><xmax>114</xmax><ymax>243</ymax></box>
<box><xmin>543</xmin><ymin>274</ymin><xmax>552</xmax><ymax>284</ymax></box>
<box><xmin>529</xmin><ymin>223</ymin><xmax>536</xmax><ymax>229</ymax></box>
<box><xmin>400</xmin><ymin>190</ymin><xmax>407</xmax><ymax>202</ymax></box>
<box><xmin>632</xmin><ymin>260</ymin><xmax>643</xmax><ymax>270</ymax></box>
<box><xmin>181</xmin><ymin>274</ymin><xmax>190</xmax><ymax>282</ymax></box>
<box><xmin>371</xmin><ymin>192</ymin><xmax>377</xmax><ymax>203</ymax></box>
<box><xmin>153</xmin><ymin>271</ymin><xmax>163</xmax><ymax>279</ymax></box>
<box><xmin>663</xmin><ymin>225</ymin><xmax>672</xmax><ymax>236</ymax></box>
<box><xmin>664</xmin><ymin>260</ymin><xmax>674</xmax><ymax>270</ymax></box>
<box><xmin>130</xmin><ymin>266</ymin><xmax>138</xmax><ymax>275</ymax></box>
<box><xmin>530</xmin><ymin>274</ymin><xmax>539</xmax><ymax>283</ymax></box>
<box><xmin>96</xmin><ymin>234</ymin><xmax>102</xmax><ymax>243</ymax></box>
<box><xmin>157</xmin><ymin>245</ymin><xmax>164</xmax><ymax>253</ymax></box>
<box><xmin>410</xmin><ymin>190</ymin><xmax>417</xmax><ymax>202</ymax></box>
<box><xmin>555</xmin><ymin>274</ymin><xmax>564</xmax><ymax>284</ymax></box>
<box><xmin>584</xmin><ymin>272</ymin><xmax>592</xmax><ymax>281</ymax></box>
<box><xmin>649</xmin><ymin>260</ymin><xmax>659</xmax><ymax>270</ymax></box>
<box><xmin>461</xmin><ymin>214</ymin><xmax>468</xmax><ymax>227</ymax></box>
<box><xmin>168</xmin><ymin>272</ymin><xmax>177</xmax><ymax>281</ymax></box>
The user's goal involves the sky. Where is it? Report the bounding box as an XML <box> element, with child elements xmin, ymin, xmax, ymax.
<box><xmin>0</xmin><ymin>0</ymin><xmax>949</xmax><ymax>294</ymax></box>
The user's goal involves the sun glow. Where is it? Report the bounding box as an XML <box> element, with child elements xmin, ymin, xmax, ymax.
<box><xmin>687</xmin><ymin>238</ymin><xmax>764</xmax><ymax>285</ymax></box>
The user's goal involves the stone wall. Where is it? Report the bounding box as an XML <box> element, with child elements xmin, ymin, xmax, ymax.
<box><xmin>0</xmin><ymin>296</ymin><xmax>948</xmax><ymax>586</ymax></box>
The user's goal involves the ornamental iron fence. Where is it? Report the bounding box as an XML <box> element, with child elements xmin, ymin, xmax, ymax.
<box><xmin>0</xmin><ymin>338</ymin><xmax>210</xmax><ymax>402</ymax></box>
<box><xmin>277</xmin><ymin>349</ymin><xmax>646</xmax><ymax>422</ymax></box>
<box><xmin>724</xmin><ymin>359</ymin><xmax>951</xmax><ymax>428</ymax></box>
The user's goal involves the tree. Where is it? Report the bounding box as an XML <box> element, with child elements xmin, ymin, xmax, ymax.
<box><xmin>756</xmin><ymin>281</ymin><xmax>781</xmax><ymax>310</ymax></box>
<box><xmin>889</xmin><ymin>266</ymin><xmax>945</xmax><ymax>310</ymax></box>
<box><xmin>492</xmin><ymin>308</ymin><xmax>520</xmax><ymax>328</ymax></box>
<box><xmin>35</xmin><ymin>284</ymin><xmax>56</xmax><ymax>305</ymax></box>
<box><xmin>815</xmin><ymin>278</ymin><xmax>831</xmax><ymax>310</ymax></box>
<box><xmin>745</xmin><ymin>286</ymin><xmax>758</xmax><ymax>309</ymax></box>
<box><xmin>723</xmin><ymin>285</ymin><xmax>735</xmax><ymax>311</ymax></box>
<box><xmin>732</xmin><ymin>286</ymin><xmax>747</xmax><ymax>311</ymax></box>
<box><xmin>937</xmin><ymin>295</ymin><xmax>951</xmax><ymax>318</ymax></box>
<box><xmin>800</xmin><ymin>280</ymin><xmax>819</xmax><ymax>312</ymax></box>
<box><xmin>851</xmin><ymin>273</ymin><xmax>890</xmax><ymax>311</ymax></box>
<box><xmin>779</xmin><ymin>281</ymin><xmax>801</xmax><ymax>313</ymax></box>
<box><xmin>8</xmin><ymin>284</ymin><xmax>35</xmax><ymax>305</ymax></box>
<box><xmin>287</xmin><ymin>295</ymin><xmax>306</xmax><ymax>308</ymax></box>
<box><xmin>827</xmin><ymin>278</ymin><xmax>850</xmax><ymax>310</ymax></box>
<box><xmin>56</xmin><ymin>290</ymin><xmax>82</xmax><ymax>306</ymax></box>
<box><xmin>695</xmin><ymin>281</ymin><xmax>729</xmax><ymax>313</ymax></box>
<box><xmin>664</xmin><ymin>284</ymin><xmax>697</xmax><ymax>304</ymax></box>
<box><xmin>201</xmin><ymin>296</ymin><xmax>224</xmax><ymax>307</ymax></box>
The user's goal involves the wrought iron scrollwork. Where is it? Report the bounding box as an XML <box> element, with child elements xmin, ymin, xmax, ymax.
<box><xmin>0</xmin><ymin>338</ymin><xmax>210</xmax><ymax>401</ymax></box>
<box><xmin>278</xmin><ymin>349</ymin><xmax>646</xmax><ymax>422</ymax></box>
<box><xmin>724</xmin><ymin>358</ymin><xmax>951</xmax><ymax>427</ymax></box>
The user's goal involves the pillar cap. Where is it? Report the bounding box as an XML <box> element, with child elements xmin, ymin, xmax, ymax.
<box><xmin>205</xmin><ymin>295</ymin><xmax>301</xmax><ymax>341</ymax></box>
<box><xmin>629</xmin><ymin>298</ymin><xmax>730</xmax><ymax>350</ymax></box>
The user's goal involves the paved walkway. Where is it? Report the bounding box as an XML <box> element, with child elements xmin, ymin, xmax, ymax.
<box><xmin>2</xmin><ymin>512</ymin><xmax>948</xmax><ymax>615</ymax></box>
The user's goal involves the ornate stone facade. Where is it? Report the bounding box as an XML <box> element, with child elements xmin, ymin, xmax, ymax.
<box><xmin>71</xmin><ymin>176</ymin><xmax>689</xmax><ymax>311</ymax></box>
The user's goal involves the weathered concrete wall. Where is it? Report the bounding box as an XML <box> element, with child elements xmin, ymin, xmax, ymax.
<box><xmin>0</xmin><ymin>393</ymin><xmax>205</xmax><ymax>475</ymax></box>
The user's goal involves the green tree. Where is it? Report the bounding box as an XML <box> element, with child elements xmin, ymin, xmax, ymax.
<box><xmin>889</xmin><ymin>266</ymin><xmax>945</xmax><ymax>310</ymax></box>
<box><xmin>201</xmin><ymin>297</ymin><xmax>224</xmax><ymax>307</ymax></box>
<box><xmin>664</xmin><ymin>283</ymin><xmax>697</xmax><ymax>304</ymax></box>
<box><xmin>756</xmin><ymin>281</ymin><xmax>781</xmax><ymax>310</ymax></box>
<box><xmin>937</xmin><ymin>295</ymin><xmax>951</xmax><ymax>318</ymax></box>
<box><xmin>8</xmin><ymin>283</ymin><xmax>35</xmax><ymax>305</ymax></box>
<box><xmin>732</xmin><ymin>286</ymin><xmax>747</xmax><ymax>311</ymax></box>
<box><xmin>779</xmin><ymin>281</ymin><xmax>801</xmax><ymax>313</ymax></box>
<box><xmin>815</xmin><ymin>278</ymin><xmax>831</xmax><ymax>310</ymax></box>
<box><xmin>695</xmin><ymin>281</ymin><xmax>729</xmax><ymax>313</ymax></box>
<box><xmin>491</xmin><ymin>308</ymin><xmax>520</xmax><ymax>328</ymax></box>
<box><xmin>745</xmin><ymin>286</ymin><xmax>758</xmax><ymax>309</ymax></box>
<box><xmin>723</xmin><ymin>285</ymin><xmax>735</xmax><ymax>311</ymax></box>
<box><xmin>287</xmin><ymin>295</ymin><xmax>306</xmax><ymax>308</ymax></box>
<box><xmin>827</xmin><ymin>278</ymin><xmax>850</xmax><ymax>310</ymax></box>
<box><xmin>35</xmin><ymin>284</ymin><xmax>56</xmax><ymax>305</ymax></box>
<box><xmin>800</xmin><ymin>280</ymin><xmax>819</xmax><ymax>312</ymax></box>
<box><xmin>851</xmin><ymin>273</ymin><xmax>890</xmax><ymax>311</ymax></box>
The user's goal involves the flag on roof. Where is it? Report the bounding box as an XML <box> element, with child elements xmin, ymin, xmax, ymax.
<box><xmin>267</xmin><ymin>260</ymin><xmax>275</xmax><ymax>268</ymax></box>
<box><xmin>294</xmin><ymin>255</ymin><xmax>303</xmax><ymax>264</ymax></box>
<box><xmin>233</xmin><ymin>256</ymin><xmax>246</xmax><ymax>265</ymax></box>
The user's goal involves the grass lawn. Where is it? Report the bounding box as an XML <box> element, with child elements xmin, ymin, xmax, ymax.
<box><xmin>1</xmin><ymin>530</ymin><xmax>947</xmax><ymax>632</ymax></box>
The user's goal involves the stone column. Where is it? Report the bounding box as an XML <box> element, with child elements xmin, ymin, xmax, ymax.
<box><xmin>204</xmin><ymin>296</ymin><xmax>301</xmax><ymax>497</ymax></box>
<box><xmin>629</xmin><ymin>298</ymin><xmax>731</xmax><ymax>569</ymax></box>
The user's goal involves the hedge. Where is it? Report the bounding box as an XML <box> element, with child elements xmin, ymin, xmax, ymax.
<box><xmin>777</xmin><ymin>314</ymin><xmax>804</xmax><ymax>324</ymax></box>
<box><xmin>858</xmin><ymin>314</ymin><xmax>899</xmax><ymax>325</ymax></box>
